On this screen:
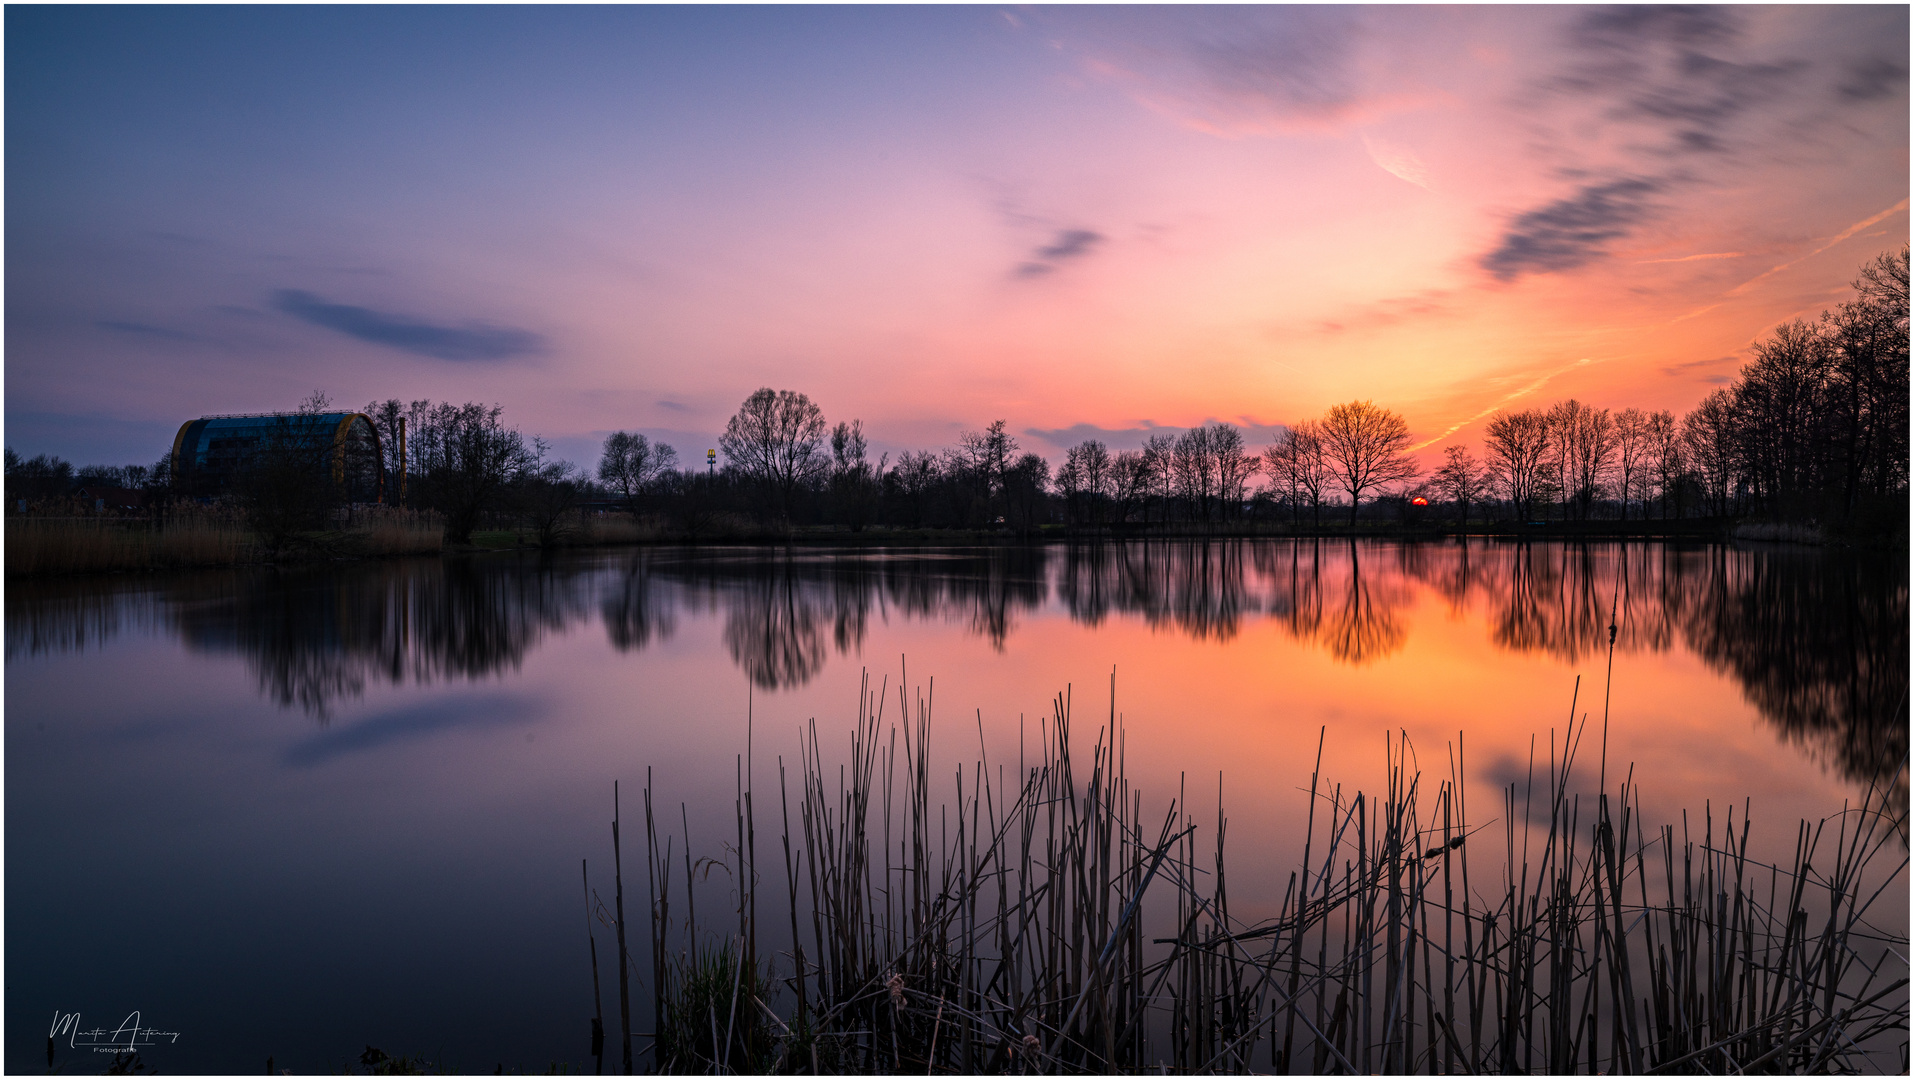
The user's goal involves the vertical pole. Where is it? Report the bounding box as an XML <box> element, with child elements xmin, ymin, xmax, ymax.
<box><xmin>398</xmin><ymin>417</ymin><xmax>408</xmax><ymax>508</ymax></box>
<box><xmin>614</xmin><ymin>783</ymin><xmax>634</xmax><ymax>1074</ymax></box>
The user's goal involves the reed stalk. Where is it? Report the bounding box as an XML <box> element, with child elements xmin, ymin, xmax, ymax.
<box><xmin>622</xmin><ymin>668</ymin><xmax>1907</xmax><ymax>1074</ymax></box>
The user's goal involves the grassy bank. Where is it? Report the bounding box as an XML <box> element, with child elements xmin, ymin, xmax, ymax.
<box><xmin>5</xmin><ymin>508</ymin><xmax>444</xmax><ymax>576</ymax></box>
<box><xmin>606</xmin><ymin>672</ymin><xmax>1907</xmax><ymax>1074</ymax></box>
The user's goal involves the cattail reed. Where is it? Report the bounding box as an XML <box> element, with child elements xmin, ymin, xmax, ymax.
<box><xmin>621</xmin><ymin>666</ymin><xmax>1907</xmax><ymax>1074</ymax></box>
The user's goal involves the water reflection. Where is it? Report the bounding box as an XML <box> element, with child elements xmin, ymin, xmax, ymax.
<box><xmin>7</xmin><ymin>541</ymin><xmax>1904</xmax><ymax>801</ymax></box>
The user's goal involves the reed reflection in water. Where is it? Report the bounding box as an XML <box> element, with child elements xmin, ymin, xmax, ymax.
<box><xmin>7</xmin><ymin>540</ymin><xmax>1903</xmax><ymax>806</ymax></box>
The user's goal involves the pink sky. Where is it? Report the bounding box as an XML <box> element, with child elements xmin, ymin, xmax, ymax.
<box><xmin>7</xmin><ymin>6</ymin><xmax>1907</xmax><ymax>471</ymax></box>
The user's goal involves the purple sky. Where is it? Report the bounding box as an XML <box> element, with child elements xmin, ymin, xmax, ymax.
<box><xmin>6</xmin><ymin>5</ymin><xmax>1907</xmax><ymax>471</ymax></box>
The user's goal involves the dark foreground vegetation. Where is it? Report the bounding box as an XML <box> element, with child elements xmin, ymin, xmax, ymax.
<box><xmin>594</xmin><ymin>664</ymin><xmax>1908</xmax><ymax>1074</ymax></box>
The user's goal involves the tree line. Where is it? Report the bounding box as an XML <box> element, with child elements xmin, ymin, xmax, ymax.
<box><xmin>7</xmin><ymin>248</ymin><xmax>1904</xmax><ymax>542</ymax></box>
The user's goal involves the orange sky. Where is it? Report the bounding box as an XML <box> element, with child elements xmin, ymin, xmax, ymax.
<box><xmin>8</xmin><ymin>6</ymin><xmax>1908</xmax><ymax>470</ymax></box>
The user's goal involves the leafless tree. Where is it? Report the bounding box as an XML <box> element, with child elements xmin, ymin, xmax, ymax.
<box><xmin>1682</xmin><ymin>388</ymin><xmax>1737</xmax><ymax>516</ymax></box>
<box><xmin>1483</xmin><ymin>409</ymin><xmax>1551</xmax><ymax>520</ymax></box>
<box><xmin>1432</xmin><ymin>445</ymin><xmax>1487</xmax><ymax>526</ymax></box>
<box><xmin>1320</xmin><ymin>400</ymin><xmax>1418</xmax><ymax>524</ymax></box>
<box><xmin>888</xmin><ymin>449</ymin><xmax>939</xmax><ymax>528</ymax></box>
<box><xmin>410</xmin><ymin>401</ymin><xmax>537</xmax><ymax>544</ymax></box>
<box><xmin>598</xmin><ymin>431</ymin><xmax>679</xmax><ymax>514</ymax></box>
<box><xmin>1110</xmin><ymin>449</ymin><xmax>1152</xmax><ymax>525</ymax></box>
<box><xmin>1060</xmin><ymin>439</ymin><xmax>1112</xmax><ymax>526</ymax></box>
<box><xmin>1263</xmin><ymin>420</ymin><xmax>1329</xmax><ymax>528</ymax></box>
<box><xmin>1647</xmin><ymin>409</ymin><xmax>1683</xmax><ymax>518</ymax></box>
<box><xmin>1142</xmin><ymin>432</ymin><xmax>1175</xmax><ymax>525</ymax></box>
<box><xmin>1559</xmin><ymin>400</ymin><xmax>1617</xmax><ymax>520</ymax></box>
<box><xmin>718</xmin><ymin>387</ymin><xmax>828</xmax><ymax>523</ymax></box>
<box><xmin>1613</xmin><ymin>408</ymin><xmax>1649</xmax><ymax>520</ymax></box>
<box><xmin>829</xmin><ymin>420</ymin><xmax>879</xmax><ymax>531</ymax></box>
<box><xmin>1212</xmin><ymin>424</ymin><xmax>1261</xmax><ymax>520</ymax></box>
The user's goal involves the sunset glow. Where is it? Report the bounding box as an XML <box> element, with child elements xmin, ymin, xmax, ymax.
<box><xmin>7</xmin><ymin>6</ymin><xmax>1908</xmax><ymax>473</ymax></box>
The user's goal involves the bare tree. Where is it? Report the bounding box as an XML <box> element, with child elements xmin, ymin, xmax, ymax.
<box><xmin>1560</xmin><ymin>401</ymin><xmax>1617</xmax><ymax>520</ymax></box>
<box><xmin>1613</xmin><ymin>408</ymin><xmax>1649</xmax><ymax>521</ymax></box>
<box><xmin>1682</xmin><ymin>388</ymin><xmax>1737</xmax><ymax>516</ymax></box>
<box><xmin>519</xmin><ymin>439</ymin><xmax>585</xmax><ymax>548</ymax></box>
<box><xmin>1171</xmin><ymin>426</ymin><xmax>1218</xmax><ymax>523</ymax></box>
<box><xmin>718</xmin><ymin>388</ymin><xmax>828</xmax><ymax>524</ymax></box>
<box><xmin>1061</xmin><ymin>439</ymin><xmax>1112</xmax><ymax>527</ymax></box>
<box><xmin>888</xmin><ymin>449</ymin><xmax>939</xmax><ymax>528</ymax></box>
<box><xmin>1109</xmin><ymin>449</ymin><xmax>1152</xmax><ymax>526</ymax></box>
<box><xmin>1319</xmin><ymin>400</ymin><xmax>1418</xmax><ymax>524</ymax></box>
<box><xmin>1264</xmin><ymin>421</ymin><xmax>1329</xmax><ymax>528</ymax></box>
<box><xmin>411</xmin><ymin>402</ymin><xmax>537</xmax><ymax>544</ymax></box>
<box><xmin>829</xmin><ymin>420</ymin><xmax>879</xmax><ymax>531</ymax></box>
<box><xmin>598</xmin><ymin>431</ymin><xmax>679</xmax><ymax>514</ymax></box>
<box><xmin>1212</xmin><ymin>424</ymin><xmax>1261</xmax><ymax>520</ymax></box>
<box><xmin>1432</xmin><ymin>445</ymin><xmax>1487</xmax><ymax>526</ymax></box>
<box><xmin>1483</xmin><ymin>409</ymin><xmax>1552</xmax><ymax>520</ymax></box>
<box><xmin>1647</xmin><ymin>409</ymin><xmax>1683</xmax><ymax>519</ymax></box>
<box><xmin>1142</xmin><ymin>432</ymin><xmax>1176</xmax><ymax>526</ymax></box>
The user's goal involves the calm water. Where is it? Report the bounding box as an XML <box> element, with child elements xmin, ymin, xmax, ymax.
<box><xmin>6</xmin><ymin>539</ymin><xmax>1905</xmax><ymax>1073</ymax></box>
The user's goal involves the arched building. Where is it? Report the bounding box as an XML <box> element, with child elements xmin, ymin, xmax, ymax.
<box><xmin>172</xmin><ymin>412</ymin><xmax>384</xmax><ymax>502</ymax></box>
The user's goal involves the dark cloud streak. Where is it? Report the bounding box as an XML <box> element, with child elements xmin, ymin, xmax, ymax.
<box><xmin>272</xmin><ymin>289</ymin><xmax>545</xmax><ymax>361</ymax></box>
<box><xmin>1016</xmin><ymin>229</ymin><xmax>1104</xmax><ymax>278</ymax></box>
<box><xmin>1480</xmin><ymin>178</ymin><xmax>1661</xmax><ymax>281</ymax></box>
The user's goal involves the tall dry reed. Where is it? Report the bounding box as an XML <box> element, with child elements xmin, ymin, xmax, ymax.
<box><xmin>350</xmin><ymin>508</ymin><xmax>444</xmax><ymax>555</ymax></box>
<box><xmin>616</xmin><ymin>658</ymin><xmax>1907</xmax><ymax>1074</ymax></box>
<box><xmin>6</xmin><ymin>513</ymin><xmax>249</xmax><ymax>575</ymax></box>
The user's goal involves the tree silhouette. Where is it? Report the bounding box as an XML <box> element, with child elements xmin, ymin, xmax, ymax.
<box><xmin>1320</xmin><ymin>400</ymin><xmax>1418</xmax><ymax>524</ymax></box>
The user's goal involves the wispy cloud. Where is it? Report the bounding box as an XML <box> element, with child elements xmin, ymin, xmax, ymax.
<box><xmin>96</xmin><ymin>319</ymin><xmax>196</xmax><ymax>341</ymax></box>
<box><xmin>1409</xmin><ymin>357</ymin><xmax>1600</xmax><ymax>450</ymax></box>
<box><xmin>1016</xmin><ymin>229</ymin><xmax>1105</xmax><ymax>278</ymax></box>
<box><xmin>283</xmin><ymin>694</ymin><xmax>540</xmax><ymax>767</ymax></box>
<box><xmin>1361</xmin><ymin>134</ymin><xmax>1430</xmax><ymax>189</ymax></box>
<box><xmin>1726</xmin><ymin>199</ymin><xmax>1909</xmax><ymax>295</ymax></box>
<box><xmin>1636</xmin><ymin>251</ymin><xmax>1747</xmax><ymax>265</ymax></box>
<box><xmin>1041</xmin><ymin>7</ymin><xmax>1429</xmax><ymax>138</ymax></box>
<box><xmin>1479</xmin><ymin>179</ymin><xmax>1661</xmax><ymax>281</ymax></box>
<box><xmin>273</xmin><ymin>289</ymin><xmax>545</xmax><ymax>360</ymax></box>
<box><xmin>1026</xmin><ymin>418</ymin><xmax>1287</xmax><ymax>451</ymax></box>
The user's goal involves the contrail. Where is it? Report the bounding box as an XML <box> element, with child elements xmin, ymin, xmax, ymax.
<box><xmin>1408</xmin><ymin>357</ymin><xmax>1596</xmax><ymax>451</ymax></box>
<box><xmin>1727</xmin><ymin>199</ymin><xmax>1908</xmax><ymax>297</ymax></box>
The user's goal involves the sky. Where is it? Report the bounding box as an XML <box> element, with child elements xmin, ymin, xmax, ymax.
<box><xmin>6</xmin><ymin>5</ymin><xmax>1908</xmax><ymax>472</ymax></box>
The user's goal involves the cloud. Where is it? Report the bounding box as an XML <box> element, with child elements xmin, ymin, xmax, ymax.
<box><xmin>1312</xmin><ymin>289</ymin><xmax>1451</xmax><ymax>334</ymax></box>
<box><xmin>272</xmin><ymin>289</ymin><xmax>545</xmax><ymax>360</ymax></box>
<box><xmin>283</xmin><ymin>693</ymin><xmax>540</xmax><ymax>767</ymax></box>
<box><xmin>1727</xmin><ymin>198</ymin><xmax>1909</xmax><ymax>295</ymax></box>
<box><xmin>1361</xmin><ymin>134</ymin><xmax>1431</xmax><ymax>189</ymax></box>
<box><xmin>1661</xmin><ymin>355</ymin><xmax>1741</xmax><ymax>378</ymax></box>
<box><xmin>1041</xmin><ymin>7</ymin><xmax>1425</xmax><ymax>137</ymax></box>
<box><xmin>1636</xmin><ymin>251</ymin><xmax>1746</xmax><ymax>265</ymax></box>
<box><xmin>656</xmin><ymin>400</ymin><xmax>690</xmax><ymax>412</ymax></box>
<box><xmin>1016</xmin><ymin>228</ymin><xmax>1105</xmax><ymax>278</ymax></box>
<box><xmin>1479</xmin><ymin>178</ymin><xmax>1662</xmax><ymax>281</ymax></box>
<box><xmin>1026</xmin><ymin>418</ymin><xmax>1288</xmax><ymax>452</ymax></box>
<box><xmin>1837</xmin><ymin>56</ymin><xmax>1908</xmax><ymax>101</ymax></box>
<box><xmin>96</xmin><ymin>319</ymin><xmax>196</xmax><ymax>341</ymax></box>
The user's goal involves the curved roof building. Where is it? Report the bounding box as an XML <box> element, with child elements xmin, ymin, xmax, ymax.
<box><xmin>172</xmin><ymin>412</ymin><xmax>384</xmax><ymax>502</ymax></box>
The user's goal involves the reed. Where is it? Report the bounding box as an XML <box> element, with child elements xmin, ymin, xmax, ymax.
<box><xmin>583</xmin><ymin>514</ymin><xmax>663</xmax><ymax>546</ymax></box>
<box><xmin>350</xmin><ymin>507</ymin><xmax>445</xmax><ymax>555</ymax></box>
<box><xmin>621</xmin><ymin>669</ymin><xmax>1908</xmax><ymax>1074</ymax></box>
<box><xmin>5</xmin><ymin>512</ymin><xmax>249</xmax><ymax>574</ymax></box>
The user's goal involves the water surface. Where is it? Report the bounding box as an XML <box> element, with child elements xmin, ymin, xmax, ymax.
<box><xmin>7</xmin><ymin>539</ymin><xmax>1904</xmax><ymax>1072</ymax></box>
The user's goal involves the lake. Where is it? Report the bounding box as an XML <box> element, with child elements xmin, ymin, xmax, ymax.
<box><xmin>6</xmin><ymin>538</ymin><xmax>1905</xmax><ymax>1073</ymax></box>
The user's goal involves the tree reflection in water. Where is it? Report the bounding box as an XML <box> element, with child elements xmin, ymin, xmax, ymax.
<box><xmin>8</xmin><ymin>540</ymin><xmax>1902</xmax><ymax>811</ymax></box>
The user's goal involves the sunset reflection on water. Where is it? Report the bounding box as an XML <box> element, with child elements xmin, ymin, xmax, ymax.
<box><xmin>5</xmin><ymin>539</ymin><xmax>1904</xmax><ymax>1072</ymax></box>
